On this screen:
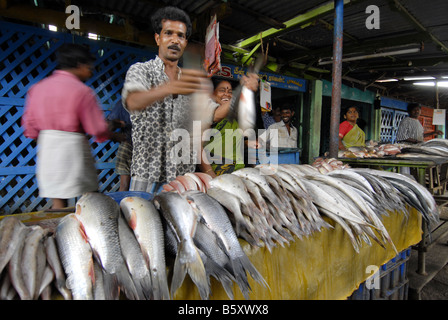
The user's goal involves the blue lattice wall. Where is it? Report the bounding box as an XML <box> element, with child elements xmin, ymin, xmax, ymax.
<box><xmin>380</xmin><ymin>107</ymin><xmax>408</xmax><ymax>144</ymax></box>
<box><xmin>0</xmin><ymin>21</ymin><xmax>156</xmax><ymax>214</ymax></box>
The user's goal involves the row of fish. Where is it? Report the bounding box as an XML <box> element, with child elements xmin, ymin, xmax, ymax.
<box><xmin>1</xmin><ymin>162</ymin><xmax>439</xmax><ymax>300</ymax></box>
<box><xmin>0</xmin><ymin>217</ymin><xmax>71</xmax><ymax>300</ymax></box>
<box><xmin>311</xmin><ymin>157</ymin><xmax>350</xmax><ymax>174</ymax></box>
<box><xmin>338</xmin><ymin>143</ymin><xmax>403</xmax><ymax>158</ymax></box>
<box><xmin>170</xmin><ymin>164</ymin><xmax>438</xmax><ymax>255</ymax></box>
<box><xmin>5</xmin><ymin>190</ymin><xmax>265</xmax><ymax>300</ymax></box>
<box><xmin>398</xmin><ymin>138</ymin><xmax>448</xmax><ymax>159</ymax></box>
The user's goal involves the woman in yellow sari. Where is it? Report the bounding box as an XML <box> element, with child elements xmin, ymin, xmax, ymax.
<box><xmin>338</xmin><ymin>106</ymin><xmax>366</xmax><ymax>150</ymax></box>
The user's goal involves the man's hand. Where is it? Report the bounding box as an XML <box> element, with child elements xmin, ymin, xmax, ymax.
<box><xmin>166</xmin><ymin>69</ymin><xmax>209</xmax><ymax>95</ymax></box>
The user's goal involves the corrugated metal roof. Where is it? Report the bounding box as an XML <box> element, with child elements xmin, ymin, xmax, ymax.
<box><xmin>1</xmin><ymin>0</ymin><xmax>448</xmax><ymax>106</ymax></box>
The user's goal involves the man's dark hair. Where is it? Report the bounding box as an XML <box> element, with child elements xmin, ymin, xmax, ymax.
<box><xmin>407</xmin><ymin>102</ymin><xmax>421</xmax><ymax>113</ymax></box>
<box><xmin>56</xmin><ymin>44</ymin><xmax>95</xmax><ymax>70</ymax></box>
<box><xmin>280</xmin><ymin>104</ymin><xmax>293</xmax><ymax>112</ymax></box>
<box><xmin>151</xmin><ymin>6</ymin><xmax>192</xmax><ymax>38</ymax></box>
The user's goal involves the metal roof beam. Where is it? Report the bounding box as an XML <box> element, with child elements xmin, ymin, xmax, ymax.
<box><xmin>234</xmin><ymin>0</ymin><xmax>354</xmax><ymax>49</ymax></box>
<box><xmin>390</xmin><ymin>0</ymin><xmax>448</xmax><ymax>53</ymax></box>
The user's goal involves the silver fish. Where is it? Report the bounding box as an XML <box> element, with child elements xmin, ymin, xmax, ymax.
<box><xmin>237</xmin><ymin>86</ymin><xmax>257</xmax><ymax>132</ymax></box>
<box><xmin>38</xmin><ymin>265</ymin><xmax>54</xmax><ymax>299</ymax></box>
<box><xmin>75</xmin><ymin>192</ymin><xmax>139</xmax><ymax>300</ymax></box>
<box><xmin>117</xmin><ymin>215</ymin><xmax>152</xmax><ymax>300</ymax></box>
<box><xmin>0</xmin><ymin>272</ymin><xmax>15</xmax><ymax>300</ymax></box>
<box><xmin>21</xmin><ymin>225</ymin><xmax>48</xmax><ymax>300</ymax></box>
<box><xmin>209</xmin><ymin>174</ymin><xmax>263</xmax><ymax>220</ymax></box>
<box><xmin>154</xmin><ymin>192</ymin><xmax>209</xmax><ymax>300</ymax></box>
<box><xmin>120</xmin><ymin>196</ymin><xmax>169</xmax><ymax>300</ymax></box>
<box><xmin>193</xmin><ymin>221</ymin><xmax>236</xmax><ymax>300</ymax></box>
<box><xmin>299</xmin><ymin>178</ymin><xmax>373</xmax><ymax>227</ymax></box>
<box><xmin>93</xmin><ymin>261</ymin><xmax>106</xmax><ymax>300</ymax></box>
<box><xmin>305</xmin><ymin>173</ymin><xmax>396</xmax><ymax>252</ymax></box>
<box><xmin>44</xmin><ymin>236</ymin><xmax>72</xmax><ymax>300</ymax></box>
<box><xmin>184</xmin><ymin>191</ymin><xmax>267</xmax><ymax>299</ymax></box>
<box><xmin>8</xmin><ymin>226</ymin><xmax>31</xmax><ymax>300</ymax></box>
<box><xmin>0</xmin><ymin>216</ymin><xmax>28</xmax><ymax>274</ymax></box>
<box><xmin>233</xmin><ymin>168</ymin><xmax>288</xmax><ymax>214</ymax></box>
<box><xmin>56</xmin><ymin>214</ymin><xmax>95</xmax><ymax>300</ymax></box>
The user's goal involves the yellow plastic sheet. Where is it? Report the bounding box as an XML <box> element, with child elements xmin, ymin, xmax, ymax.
<box><xmin>174</xmin><ymin>208</ymin><xmax>422</xmax><ymax>300</ymax></box>
<box><xmin>1</xmin><ymin>207</ymin><xmax>422</xmax><ymax>300</ymax></box>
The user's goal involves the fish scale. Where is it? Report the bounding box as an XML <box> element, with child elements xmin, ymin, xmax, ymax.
<box><xmin>56</xmin><ymin>214</ymin><xmax>95</xmax><ymax>300</ymax></box>
<box><xmin>75</xmin><ymin>192</ymin><xmax>141</xmax><ymax>300</ymax></box>
<box><xmin>120</xmin><ymin>196</ymin><xmax>169</xmax><ymax>300</ymax></box>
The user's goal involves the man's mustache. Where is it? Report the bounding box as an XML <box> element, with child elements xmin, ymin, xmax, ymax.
<box><xmin>168</xmin><ymin>45</ymin><xmax>181</xmax><ymax>51</ymax></box>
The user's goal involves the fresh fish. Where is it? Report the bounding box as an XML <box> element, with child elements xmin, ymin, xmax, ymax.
<box><xmin>305</xmin><ymin>173</ymin><xmax>397</xmax><ymax>252</ymax></box>
<box><xmin>184</xmin><ymin>191</ymin><xmax>267</xmax><ymax>299</ymax></box>
<box><xmin>194</xmin><ymin>172</ymin><xmax>213</xmax><ymax>190</ymax></box>
<box><xmin>176</xmin><ymin>175</ymin><xmax>198</xmax><ymax>191</ymax></box>
<box><xmin>206</xmin><ymin>187</ymin><xmax>255</xmax><ymax>237</ymax></box>
<box><xmin>237</xmin><ymin>86</ymin><xmax>257</xmax><ymax>132</ymax></box>
<box><xmin>233</xmin><ymin>168</ymin><xmax>288</xmax><ymax>214</ymax></box>
<box><xmin>8</xmin><ymin>226</ymin><xmax>31</xmax><ymax>300</ymax></box>
<box><xmin>193</xmin><ymin>221</ymin><xmax>236</xmax><ymax>300</ymax></box>
<box><xmin>169</xmin><ymin>179</ymin><xmax>186</xmax><ymax>193</ymax></box>
<box><xmin>117</xmin><ymin>215</ymin><xmax>152</xmax><ymax>300</ymax></box>
<box><xmin>56</xmin><ymin>214</ymin><xmax>95</xmax><ymax>300</ymax></box>
<box><xmin>38</xmin><ymin>265</ymin><xmax>54</xmax><ymax>299</ymax></box>
<box><xmin>0</xmin><ymin>216</ymin><xmax>28</xmax><ymax>274</ymax></box>
<box><xmin>185</xmin><ymin>172</ymin><xmax>206</xmax><ymax>192</ymax></box>
<box><xmin>0</xmin><ymin>272</ymin><xmax>16</xmax><ymax>300</ymax></box>
<box><xmin>44</xmin><ymin>236</ymin><xmax>72</xmax><ymax>300</ymax></box>
<box><xmin>120</xmin><ymin>196</ymin><xmax>170</xmax><ymax>300</ymax></box>
<box><xmin>154</xmin><ymin>192</ymin><xmax>209</xmax><ymax>300</ymax></box>
<box><xmin>75</xmin><ymin>192</ymin><xmax>139</xmax><ymax>300</ymax></box>
<box><xmin>93</xmin><ymin>261</ymin><xmax>106</xmax><ymax>300</ymax></box>
<box><xmin>209</xmin><ymin>174</ymin><xmax>263</xmax><ymax>219</ymax></box>
<box><xmin>21</xmin><ymin>225</ymin><xmax>48</xmax><ymax>300</ymax></box>
<box><xmin>299</xmin><ymin>178</ymin><xmax>373</xmax><ymax>227</ymax></box>
<box><xmin>353</xmin><ymin>168</ymin><xmax>439</xmax><ymax>224</ymax></box>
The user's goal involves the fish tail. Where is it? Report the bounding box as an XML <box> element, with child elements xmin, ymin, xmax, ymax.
<box><xmin>102</xmin><ymin>272</ymin><xmax>120</xmax><ymax>300</ymax></box>
<box><xmin>132</xmin><ymin>274</ymin><xmax>153</xmax><ymax>300</ymax></box>
<box><xmin>230</xmin><ymin>256</ymin><xmax>268</xmax><ymax>300</ymax></box>
<box><xmin>114</xmin><ymin>265</ymin><xmax>142</xmax><ymax>300</ymax></box>
<box><xmin>172</xmin><ymin>240</ymin><xmax>209</xmax><ymax>300</ymax></box>
<box><xmin>151</xmin><ymin>270</ymin><xmax>171</xmax><ymax>300</ymax></box>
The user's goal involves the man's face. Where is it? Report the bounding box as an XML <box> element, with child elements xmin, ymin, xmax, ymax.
<box><xmin>155</xmin><ymin>19</ymin><xmax>188</xmax><ymax>62</ymax></box>
<box><xmin>410</xmin><ymin>106</ymin><xmax>421</xmax><ymax>119</ymax></box>
<box><xmin>281</xmin><ymin>108</ymin><xmax>294</xmax><ymax>124</ymax></box>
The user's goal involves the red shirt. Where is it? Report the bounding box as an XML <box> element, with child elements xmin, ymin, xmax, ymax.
<box><xmin>22</xmin><ymin>70</ymin><xmax>110</xmax><ymax>142</ymax></box>
<box><xmin>339</xmin><ymin>120</ymin><xmax>354</xmax><ymax>139</ymax></box>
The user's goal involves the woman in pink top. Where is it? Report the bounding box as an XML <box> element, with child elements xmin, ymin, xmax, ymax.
<box><xmin>22</xmin><ymin>44</ymin><xmax>114</xmax><ymax>209</ymax></box>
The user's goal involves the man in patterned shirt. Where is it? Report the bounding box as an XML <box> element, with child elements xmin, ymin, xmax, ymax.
<box><xmin>122</xmin><ymin>7</ymin><xmax>207</xmax><ymax>193</ymax></box>
<box><xmin>396</xmin><ymin>103</ymin><xmax>443</xmax><ymax>144</ymax></box>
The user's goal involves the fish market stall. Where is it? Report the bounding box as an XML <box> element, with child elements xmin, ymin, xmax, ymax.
<box><xmin>175</xmin><ymin>208</ymin><xmax>421</xmax><ymax>300</ymax></box>
<box><xmin>0</xmin><ymin>165</ymin><xmax>437</xmax><ymax>300</ymax></box>
<box><xmin>338</xmin><ymin>139</ymin><xmax>448</xmax><ymax>275</ymax></box>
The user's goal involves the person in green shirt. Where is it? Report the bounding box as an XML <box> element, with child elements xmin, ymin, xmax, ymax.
<box><xmin>200</xmin><ymin>76</ymin><xmax>258</xmax><ymax>176</ymax></box>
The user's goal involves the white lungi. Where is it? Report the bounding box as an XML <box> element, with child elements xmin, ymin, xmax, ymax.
<box><xmin>36</xmin><ymin>130</ymin><xmax>98</xmax><ymax>198</ymax></box>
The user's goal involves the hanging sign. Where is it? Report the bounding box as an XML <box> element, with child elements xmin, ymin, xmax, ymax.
<box><xmin>215</xmin><ymin>64</ymin><xmax>307</xmax><ymax>92</ymax></box>
<box><xmin>433</xmin><ymin>109</ymin><xmax>446</xmax><ymax>125</ymax></box>
<box><xmin>260</xmin><ymin>80</ymin><xmax>272</xmax><ymax>111</ymax></box>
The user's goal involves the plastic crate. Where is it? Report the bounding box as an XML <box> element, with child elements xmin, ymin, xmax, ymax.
<box><xmin>254</xmin><ymin>148</ymin><xmax>301</xmax><ymax>165</ymax></box>
<box><xmin>349</xmin><ymin>248</ymin><xmax>411</xmax><ymax>300</ymax></box>
<box><xmin>105</xmin><ymin>191</ymin><xmax>154</xmax><ymax>204</ymax></box>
